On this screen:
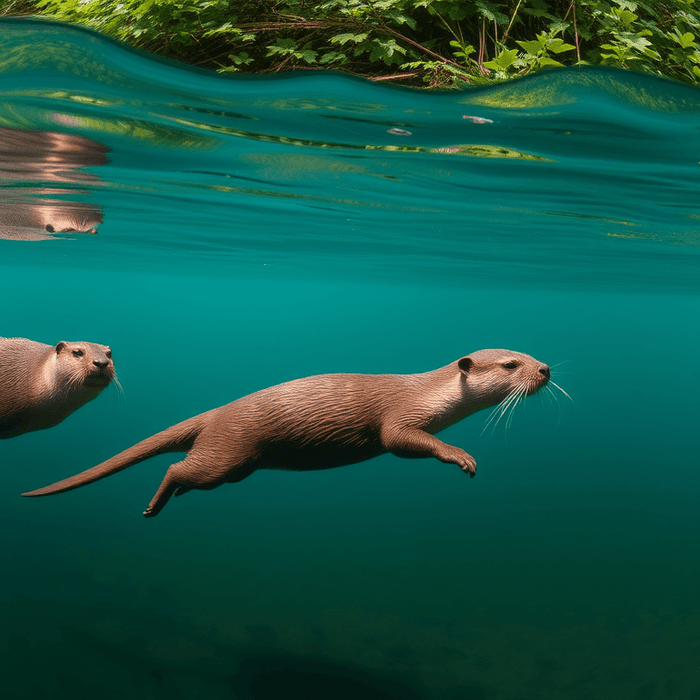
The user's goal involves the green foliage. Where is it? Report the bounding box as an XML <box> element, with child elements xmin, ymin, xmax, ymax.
<box><xmin>3</xmin><ymin>0</ymin><xmax>700</xmax><ymax>87</ymax></box>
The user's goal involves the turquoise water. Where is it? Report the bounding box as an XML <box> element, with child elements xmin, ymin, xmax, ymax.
<box><xmin>1</xmin><ymin>17</ymin><xmax>699</xmax><ymax>700</ymax></box>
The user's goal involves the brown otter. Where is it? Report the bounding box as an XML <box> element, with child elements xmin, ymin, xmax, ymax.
<box><xmin>22</xmin><ymin>349</ymin><xmax>550</xmax><ymax>518</ymax></box>
<box><xmin>0</xmin><ymin>337</ymin><xmax>115</xmax><ymax>439</ymax></box>
<box><xmin>0</xmin><ymin>126</ymin><xmax>108</xmax><ymax>240</ymax></box>
<box><xmin>0</xmin><ymin>200</ymin><xmax>103</xmax><ymax>240</ymax></box>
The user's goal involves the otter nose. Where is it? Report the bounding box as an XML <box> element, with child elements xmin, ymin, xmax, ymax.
<box><xmin>538</xmin><ymin>364</ymin><xmax>550</xmax><ymax>380</ymax></box>
<box><xmin>93</xmin><ymin>358</ymin><xmax>109</xmax><ymax>369</ymax></box>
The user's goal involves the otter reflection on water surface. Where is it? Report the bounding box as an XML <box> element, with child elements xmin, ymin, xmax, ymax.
<box><xmin>0</xmin><ymin>126</ymin><xmax>108</xmax><ymax>240</ymax></box>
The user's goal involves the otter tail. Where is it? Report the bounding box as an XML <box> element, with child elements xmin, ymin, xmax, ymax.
<box><xmin>21</xmin><ymin>413</ymin><xmax>207</xmax><ymax>497</ymax></box>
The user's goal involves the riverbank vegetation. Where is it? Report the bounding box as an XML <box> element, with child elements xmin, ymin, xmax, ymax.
<box><xmin>3</xmin><ymin>0</ymin><xmax>700</xmax><ymax>87</ymax></box>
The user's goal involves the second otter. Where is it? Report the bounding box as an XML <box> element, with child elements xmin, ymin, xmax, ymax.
<box><xmin>0</xmin><ymin>337</ymin><xmax>115</xmax><ymax>439</ymax></box>
<box><xmin>23</xmin><ymin>349</ymin><xmax>550</xmax><ymax>517</ymax></box>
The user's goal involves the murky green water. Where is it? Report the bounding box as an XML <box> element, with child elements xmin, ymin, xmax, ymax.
<box><xmin>1</xmin><ymin>17</ymin><xmax>699</xmax><ymax>700</ymax></box>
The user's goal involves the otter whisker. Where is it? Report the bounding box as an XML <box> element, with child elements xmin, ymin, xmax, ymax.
<box><xmin>482</xmin><ymin>381</ymin><xmax>528</xmax><ymax>437</ymax></box>
<box><xmin>481</xmin><ymin>390</ymin><xmax>514</xmax><ymax>434</ymax></box>
<box><xmin>544</xmin><ymin>384</ymin><xmax>557</xmax><ymax>408</ymax></box>
<box><xmin>503</xmin><ymin>385</ymin><xmax>529</xmax><ymax>444</ymax></box>
<box><xmin>505</xmin><ymin>385</ymin><xmax>528</xmax><ymax>434</ymax></box>
<box><xmin>481</xmin><ymin>386</ymin><xmax>519</xmax><ymax>435</ymax></box>
<box><xmin>545</xmin><ymin>384</ymin><xmax>562</xmax><ymax>426</ymax></box>
<box><xmin>65</xmin><ymin>372</ymin><xmax>82</xmax><ymax>393</ymax></box>
<box><xmin>480</xmin><ymin>392</ymin><xmax>514</xmax><ymax>437</ymax></box>
<box><xmin>550</xmin><ymin>379</ymin><xmax>575</xmax><ymax>405</ymax></box>
<box><xmin>550</xmin><ymin>360</ymin><xmax>572</xmax><ymax>369</ymax></box>
<box><xmin>111</xmin><ymin>372</ymin><xmax>126</xmax><ymax>406</ymax></box>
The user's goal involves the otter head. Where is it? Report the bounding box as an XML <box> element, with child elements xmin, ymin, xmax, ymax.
<box><xmin>41</xmin><ymin>204</ymin><xmax>102</xmax><ymax>235</ymax></box>
<box><xmin>457</xmin><ymin>349</ymin><xmax>550</xmax><ymax>410</ymax></box>
<box><xmin>54</xmin><ymin>341</ymin><xmax>115</xmax><ymax>393</ymax></box>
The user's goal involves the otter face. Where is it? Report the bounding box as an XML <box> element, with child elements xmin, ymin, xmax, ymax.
<box><xmin>55</xmin><ymin>341</ymin><xmax>115</xmax><ymax>389</ymax></box>
<box><xmin>457</xmin><ymin>349</ymin><xmax>550</xmax><ymax>407</ymax></box>
<box><xmin>41</xmin><ymin>204</ymin><xmax>102</xmax><ymax>235</ymax></box>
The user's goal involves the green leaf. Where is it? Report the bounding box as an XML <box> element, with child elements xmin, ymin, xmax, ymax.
<box><xmin>230</xmin><ymin>52</ymin><xmax>252</xmax><ymax>66</ymax></box>
<box><xmin>537</xmin><ymin>56</ymin><xmax>565</xmax><ymax>67</ymax></box>
<box><xmin>614</xmin><ymin>9</ymin><xmax>638</xmax><ymax>28</ymax></box>
<box><xmin>678</xmin><ymin>32</ymin><xmax>696</xmax><ymax>48</ymax></box>
<box><xmin>548</xmin><ymin>20</ymin><xmax>570</xmax><ymax>35</ymax></box>
<box><xmin>451</xmin><ymin>41</ymin><xmax>476</xmax><ymax>59</ymax></box>
<box><xmin>297</xmin><ymin>50</ymin><xmax>316</xmax><ymax>63</ymax></box>
<box><xmin>475</xmin><ymin>0</ymin><xmax>508</xmax><ymax>24</ymax></box>
<box><xmin>524</xmin><ymin>9</ymin><xmax>548</xmax><ymax>18</ymax></box>
<box><xmin>319</xmin><ymin>51</ymin><xmax>346</xmax><ymax>65</ymax></box>
<box><xmin>548</xmin><ymin>38</ymin><xmax>576</xmax><ymax>54</ymax></box>
<box><xmin>621</xmin><ymin>34</ymin><xmax>651</xmax><ymax>51</ymax></box>
<box><xmin>445</xmin><ymin>6</ymin><xmax>470</xmax><ymax>22</ymax></box>
<box><xmin>483</xmin><ymin>48</ymin><xmax>519</xmax><ymax>70</ymax></box>
<box><xmin>390</xmin><ymin>12</ymin><xmax>417</xmax><ymax>30</ymax></box>
<box><xmin>274</xmin><ymin>38</ymin><xmax>297</xmax><ymax>50</ymax></box>
<box><xmin>517</xmin><ymin>39</ymin><xmax>546</xmax><ymax>55</ymax></box>
<box><xmin>369</xmin><ymin>38</ymin><xmax>406</xmax><ymax>65</ymax></box>
<box><xmin>330</xmin><ymin>32</ymin><xmax>369</xmax><ymax>46</ymax></box>
<box><xmin>135</xmin><ymin>0</ymin><xmax>155</xmax><ymax>16</ymax></box>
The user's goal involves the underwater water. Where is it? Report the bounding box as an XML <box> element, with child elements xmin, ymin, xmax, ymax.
<box><xmin>1</xmin><ymin>16</ymin><xmax>699</xmax><ymax>700</ymax></box>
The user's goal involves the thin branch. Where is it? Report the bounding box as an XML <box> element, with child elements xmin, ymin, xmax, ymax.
<box><xmin>371</xmin><ymin>72</ymin><xmax>418</xmax><ymax>81</ymax></box>
<box><xmin>502</xmin><ymin>0</ymin><xmax>523</xmax><ymax>44</ymax></box>
<box><xmin>572</xmin><ymin>1</ymin><xmax>581</xmax><ymax>61</ymax></box>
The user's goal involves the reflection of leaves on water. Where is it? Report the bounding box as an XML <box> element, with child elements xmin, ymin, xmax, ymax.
<box><xmin>607</xmin><ymin>230</ymin><xmax>700</xmax><ymax>247</ymax></box>
<box><xmin>23</xmin><ymin>96</ymin><xmax>221</xmax><ymax>150</ymax></box>
<box><xmin>162</xmin><ymin>115</ymin><xmax>550</xmax><ymax>160</ymax></box>
<box><xmin>462</xmin><ymin>69</ymin><xmax>700</xmax><ymax>113</ymax></box>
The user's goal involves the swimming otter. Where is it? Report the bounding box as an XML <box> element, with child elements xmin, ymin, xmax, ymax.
<box><xmin>0</xmin><ymin>337</ymin><xmax>115</xmax><ymax>438</ymax></box>
<box><xmin>22</xmin><ymin>349</ymin><xmax>550</xmax><ymax>517</ymax></box>
<box><xmin>0</xmin><ymin>126</ymin><xmax>108</xmax><ymax>240</ymax></box>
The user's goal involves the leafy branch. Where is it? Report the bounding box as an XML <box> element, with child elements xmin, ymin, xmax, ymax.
<box><xmin>6</xmin><ymin>0</ymin><xmax>699</xmax><ymax>87</ymax></box>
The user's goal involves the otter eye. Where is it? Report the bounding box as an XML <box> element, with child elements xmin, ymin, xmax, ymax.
<box><xmin>46</xmin><ymin>224</ymin><xmax>55</xmax><ymax>233</ymax></box>
<box><xmin>503</xmin><ymin>361</ymin><xmax>518</xmax><ymax>370</ymax></box>
<box><xmin>72</xmin><ymin>349</ymin><xmax>84</xmax><ymax>358</ymax></box>
<box><xmin>105</xmin><ymin>351</ymin><xmax>112</xmax><ymax>359</ymax></box>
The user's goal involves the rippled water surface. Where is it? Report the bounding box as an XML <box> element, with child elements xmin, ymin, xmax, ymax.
<box><xmin>1</xmin><ymin>18</ymin><xmax>699</xmax><ymax>700</ymax></box>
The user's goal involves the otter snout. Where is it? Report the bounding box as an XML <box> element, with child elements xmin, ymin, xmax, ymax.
<box><xmin>527</xmin><ymin>362</ymin><xmax>550</xmax><ymax>395</ymax></box>
<box><xmin>93</xmin><ymin>357</ymin><xmax>110</xmax><ymax>369</ymax></box>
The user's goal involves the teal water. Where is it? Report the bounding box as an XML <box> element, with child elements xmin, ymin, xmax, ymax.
<box><xmin>1</xmin><ymin>17</ymin><xmax>699</xmax><ymax>700</ymax></box>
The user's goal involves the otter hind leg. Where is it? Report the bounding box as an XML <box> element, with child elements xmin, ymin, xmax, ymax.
<box><xmin>143</xmin><ymin>466</ymin><xmax>182</xmax><ymax>518</ymax></box>
<box><xmin>143</xmin><ymin>456</ymin><xmax>257</xmax><ymax>518</ymax></box>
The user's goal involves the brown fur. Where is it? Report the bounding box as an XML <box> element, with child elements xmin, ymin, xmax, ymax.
<box><xmin>0</xmin><ymin>337</ymin><xmax>115</xmax><ymax>439</ymax></box>
<box><xmin>0</xmin><ymin>200</ymin><xmax>103</xmax><ymax>240</ymax></box>
<box><xmin>0</xmin><ymin>126</ymin><xmax>108</xmax><ymax>240</ymax></box>
<box><xmin>22</xmin><ymin>349</ymin><xmax>549</xmax><ymax>518</ymax></box>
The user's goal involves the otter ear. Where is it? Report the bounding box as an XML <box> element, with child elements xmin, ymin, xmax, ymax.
<box><xmin>55</xmin><ymin>341</ymin><xmax>67</xmax><ymax>354</ymax></box>
<box><xmin>457</xmin><ymin>356</ymin><xmax>473</xmax><ymax>376</ymax></box>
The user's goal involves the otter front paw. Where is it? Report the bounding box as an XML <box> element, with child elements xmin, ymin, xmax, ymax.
<box><xmin>458</xmin><ymin>453</ymin><xmax>477</xmax><ymax>478</ymax></box>
<box><xmin>439</xmin><ymin>447</ymin><xmax>477</xmax><ymax>478</ymax></box>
